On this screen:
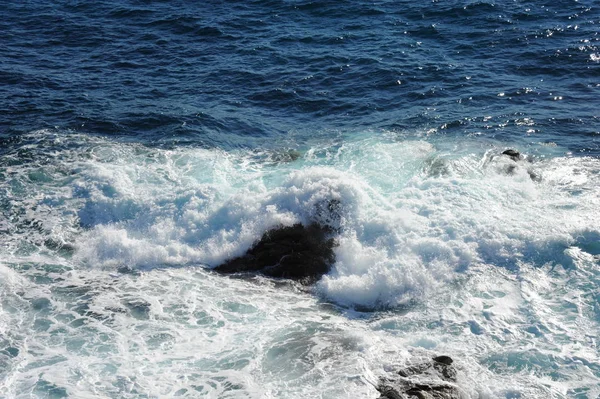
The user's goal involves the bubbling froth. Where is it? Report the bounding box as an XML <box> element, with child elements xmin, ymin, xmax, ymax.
<box><xmin>2</xmin><ymin>131</ymin><xmax>600</xmax><ymax>311</ymax></box>
<box><xmin>1</xmin><ymin>131</ymin><xmax>600</xmax><ymax>397</ymax></box>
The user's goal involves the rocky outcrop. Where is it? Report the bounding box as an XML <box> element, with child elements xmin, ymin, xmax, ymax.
<box><xmin>378</xmin><ymin>356</ymin><xmax>467</xmax><ymax>399</ymax></box>
<box><xmin>498</xmin><ymin>149</ymin><xmax>540</xmax><ymax>181</ymax></box>
<box><xmin>501</xmin><ymin>149</ymin><xmax>523</xmax><ymax>162</ymax></box>
<box><xmin>214</xmin><ymin>223</ymin><xmax>336</xmax><ymax>284</ymax></box>
<box><xmin>270</xmin><ymin>149</ymin><xmax>302</xmax><ymax>163</ymax></box>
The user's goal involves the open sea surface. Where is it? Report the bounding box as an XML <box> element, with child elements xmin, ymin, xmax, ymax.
<box><xmin>1</xmin><ymin>1</ymin><xmax>599</xmax><ymax>398</ymax></box>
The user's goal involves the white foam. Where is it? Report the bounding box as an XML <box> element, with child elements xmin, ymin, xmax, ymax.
<box><xmin>2</xmin><ymin>130</ymin><xmax>600</xmax><ymax>397</ymax></box>
<box><xmin>6</xmin><ymin>131</ymin><xmax>600</xmax><ymax>309</ymax></box>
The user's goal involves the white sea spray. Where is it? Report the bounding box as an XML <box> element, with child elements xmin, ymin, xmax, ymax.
<box><xmin>1</xmin><ymin>130</ymin><xmax>599</xmax><ymax>398</ymax></box>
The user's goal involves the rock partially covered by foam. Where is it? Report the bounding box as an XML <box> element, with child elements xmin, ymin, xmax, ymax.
<box><xmin>214</xmin><ymin>223</ymin><xmax>336</xmax><ymax>284</ymax></box>
<box><xmin>378</xmin><ymin>356</ymin><xmax>467</xmax><ymax>399</ymax></box>
<box><xmin>497</xmin><ymin>149</ymin><xmax>540</xmax><ymax>181</ymax></box>
<box><xmin>501</xmin><ymin>149</ymin><xmax>524</xmax><ymax>162</ymax></box>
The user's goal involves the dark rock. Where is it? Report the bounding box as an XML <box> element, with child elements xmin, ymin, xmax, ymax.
<box><xmin>433</xmin><ymin>360</ymin><xmax>457</xmax><ymax>382</ymax></box>
<box><xmin>378</xmin><ymin>385</ymin><xmax>406</xmax><ymax>399</ymax></box>
<box><xmin>397</xmin><ymin>362</ymin><xmax>434</xmax><ymax>378</ymax></box>
<box><xmin>433</xmin><ymin>356</ymin><xmax>453</xmax><ymax>366</ymax></box>
<box><xmin>502</xmin><ymin>149</ymin><xmax>522</xmax><ymax>162</ymax></box>
<box><xmin>378</xmin><ymin>356</ymin><xmax>466</xmax><ymax>399</ymax></box>
<box><xmin>214</xmin><ymin>223</ymin><xmax>336</xmax><ymax>284</ymax></box>
<box><xmin>268</xmin><ymin>149</ymin><xmax>302</xmax><ymax>164</ymax></box>
<box><xmin>406</xmin><ymin>383</ymin><xmax>462</xmax><ymax>399</ymax></box>
<box><xmin>496</xmin><ymin>149</ymin><xmax>541</xmax><ymax>182</ymax></box>
<box><xmin>379</xmin><ymin>380</ymin><xmax>464</xmax><ymax>399</ymax></box>
<box><xmin>279</xmin><ymin>149</ymin><xmax>301</xmax><ymax>162</ymax></box>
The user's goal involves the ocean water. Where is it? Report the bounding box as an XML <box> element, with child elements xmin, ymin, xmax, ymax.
<box><xmin>1</xmin><ymin>1</ymin><xmax>599</xmax><ymax>398</ymax></box>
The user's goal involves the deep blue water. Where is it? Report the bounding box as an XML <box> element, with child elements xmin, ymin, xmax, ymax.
<box><xmin>2</xmin><ymin>1</ymin><xmax>600</xmax><ymax>398</ymax></box>
<box><xmin>1</xmin><ymin>0</ymin><xmax>598</xmax><ymax>151</ymax></box>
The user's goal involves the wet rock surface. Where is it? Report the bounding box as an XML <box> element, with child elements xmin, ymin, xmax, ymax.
<box><xmin>501</xmin><ymin>149</ymin><xmax>524</xmax><ymax>162</ymax></box>
<box><xmin>495</xmin><ymin>149</ymin><xmax>540</xmax><ymax>181</ymax></box>
<box><xmin>378</xmin><ymin>356</ymin><xmax>467</xmax><ymax>399</ymax></box>
<box><xmin>214</xmin><ymin>223</ymin><xmax>336</xmax><ymax>284</ymax></box>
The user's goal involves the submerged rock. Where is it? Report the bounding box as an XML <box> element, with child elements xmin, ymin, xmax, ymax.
<box><xmin>378</xmin><ymin>356</ymin><xmax>467</xmax><ymax>399</ymax></box>
<box><xmin>214</xmin><ymin>223</ymin><xmax>336</xmax><ymax>284</ymax></box>
<box><xmin>270</xmin><ymin>148</ymin><xmax>302</xmax><ymax>163</ymax></box>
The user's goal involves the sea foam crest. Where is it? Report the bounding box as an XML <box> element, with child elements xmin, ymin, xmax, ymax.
<box><xmin>3</xmin><ymin>131</ymin><xmax>599</xmax><ymax>310</ymax></box>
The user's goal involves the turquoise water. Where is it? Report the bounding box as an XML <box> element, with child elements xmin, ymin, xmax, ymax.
<box><xmin>1</xmin><ymin>131</ymin><xmax>599</xmax><ymax>397</ymax></box>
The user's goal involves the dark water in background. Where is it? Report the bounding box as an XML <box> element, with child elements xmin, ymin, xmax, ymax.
<box><xmin>2</xmin><ymin>1</ymin><xmax>600</xmax><ymax>398</ymax></box>
<box><xmin>1</xmin><ymin>0</ymin><xmax>598</xmax><ymax>151</ymax></box>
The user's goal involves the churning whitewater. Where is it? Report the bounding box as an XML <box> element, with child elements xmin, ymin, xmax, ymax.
<box><xmin>1</xmin><ymin>130</ymin><xmax>599</xmax><ymax>397</ymax></box>
<box><xmin>1</xmin><ymin>0</ymin><xmax>599</xmax><ymax>397</ymax></box>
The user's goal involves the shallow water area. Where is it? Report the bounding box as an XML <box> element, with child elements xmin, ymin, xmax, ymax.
<box><xmin>0</xmin><ymin>263</ymin><xmax>382</xmax><ymax>398</ymax></box>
